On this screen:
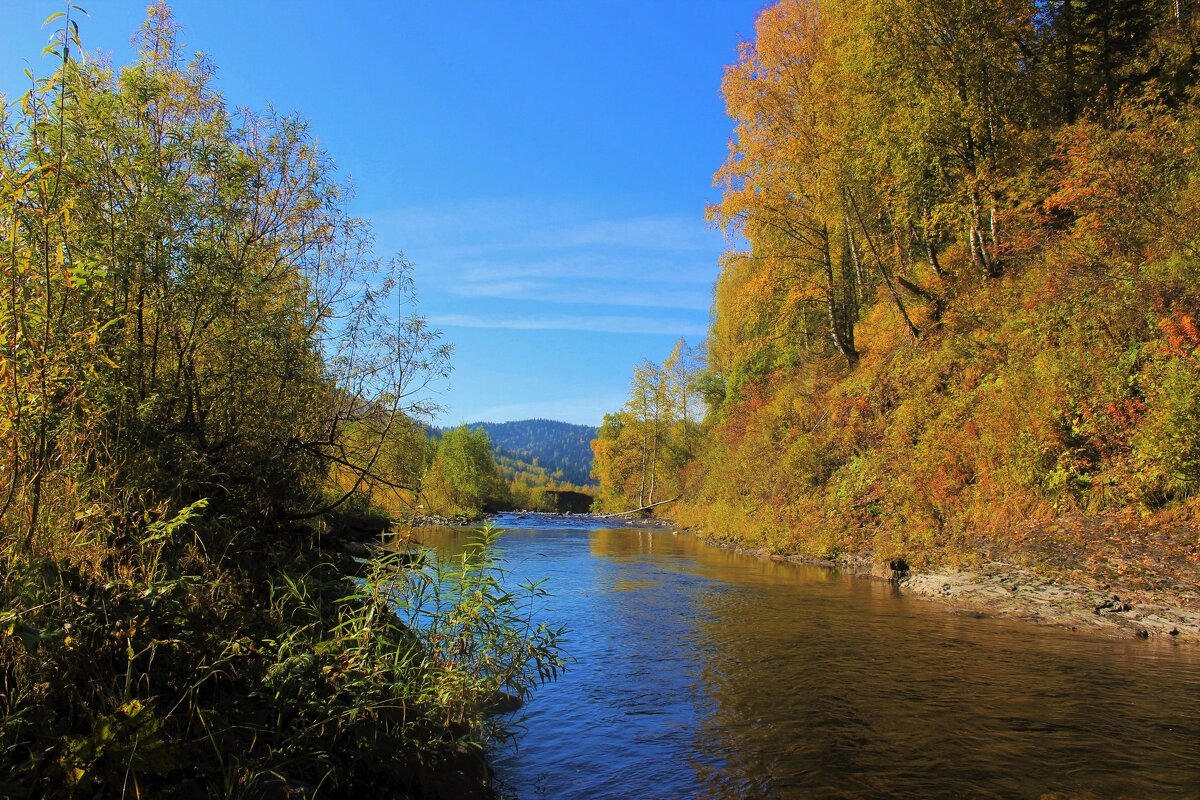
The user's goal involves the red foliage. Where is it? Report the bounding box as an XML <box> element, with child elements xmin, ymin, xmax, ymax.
<box><xmin>1158</xmin><ymin>313</ymin><xmax>1200</xmax><ymax>360</ymax></box>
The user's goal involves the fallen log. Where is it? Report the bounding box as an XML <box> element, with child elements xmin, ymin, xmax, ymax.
<box><xmin>596</xmin><ymin>495</ymin><xmax>681</xmax><ymax>518</ymax></box>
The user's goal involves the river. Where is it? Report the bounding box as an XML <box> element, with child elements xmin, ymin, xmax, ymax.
<box><xmin>411</xmin><ymin>514</ymin><xmax>1200</xmax><ymax>800</ymax></box>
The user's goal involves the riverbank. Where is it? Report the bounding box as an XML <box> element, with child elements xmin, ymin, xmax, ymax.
<box><xmin>898</xmin><ymin>564</ymin><xmax>1199</xmax><ymax>641</ymax></box>
<box><xmin>684</xmin><ymin>515</ymin><xmax>1200</xmax><ymax>644</ymax></box>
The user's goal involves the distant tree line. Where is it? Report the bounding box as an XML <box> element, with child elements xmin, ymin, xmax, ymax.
<box><xmin>422</xmin><ymin>423</ymin><xmax>595</xmax><ymax>516</ymax></box>
<box><xmin>443</xmin><ymin>420</ymin><xmax>599</xmax><ymax>487</ymax></box>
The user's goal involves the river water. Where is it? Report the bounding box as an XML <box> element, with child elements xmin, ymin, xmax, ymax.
<box><xmin>412</xmin><ymin>514</ymin><xmax>1200</xmax><ymax>800</ymax></box>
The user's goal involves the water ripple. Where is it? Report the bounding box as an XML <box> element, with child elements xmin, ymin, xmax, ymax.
<box><xmin>413</xmin><ymin>524</ymin><xmax>1200</xmax><ymax>800</ymax></box>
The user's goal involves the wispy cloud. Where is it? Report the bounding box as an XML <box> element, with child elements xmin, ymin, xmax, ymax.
<box><xmin>451</xmin><ymin>278</ymin><xmax>712</xmax><ymax>311</ymax></box>
<box><xmin>366</xmin><ymin>198</ymin><xmax>723</xmax><ymax>340</ymax></box>
<box><xmin>457</xmin><ymin>253</ymin><xmax>714</xmax><ymax>286</ymax></box>
<box><xmin>430</xmin><ymin>313</ymin><xmax>706</xmax><ymax>336</ymax></box>
<box><xmin>528</xmin><ymin>217</ymin><xmax>714</xmax><ymax>252</ymax></box>
<box><xmin>374</xmin><ymin>201</ymin><xmax>717</xmax><ymax>255</ymax></box>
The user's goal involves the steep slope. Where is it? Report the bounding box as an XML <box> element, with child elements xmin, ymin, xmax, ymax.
<box><xmin>595</xmin><ymin>0</ymin><xmax>1200</xmax><ymax>624</ymax></box>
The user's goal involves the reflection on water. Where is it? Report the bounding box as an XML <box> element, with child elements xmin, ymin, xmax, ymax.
<box><xmin>412</xmin><ymin>515</ymin><xmax>1200</xmax><ymax>800</ymax></box>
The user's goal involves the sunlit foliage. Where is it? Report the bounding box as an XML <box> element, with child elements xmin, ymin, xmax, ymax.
<box><xmin>592</xmin><ymin>339</ymin><xmax>704</xmax><ymax>512</ymax></box>
<box><xmin>421</xmin><ymin>426</ymin><xmax>509</xmax><ymax>517</ymax></box>
<box><xmin>601</xmin><ymin>0</ymin><xmax>1200</xmax><ymax>575</ymax></box>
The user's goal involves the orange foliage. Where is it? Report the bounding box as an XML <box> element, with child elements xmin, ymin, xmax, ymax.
<box><xmin>612</xmin><ymin>0</ymin><xmax>1200</xmax><ymax>580</ymax></box>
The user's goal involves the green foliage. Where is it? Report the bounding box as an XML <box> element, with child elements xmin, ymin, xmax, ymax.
<box><xmin>422</xmin><ymin>426</ymin><xmax>510</xmax><ymax>517</ymax></box>
<box><xmin>395</xmin><ymin>523</ymin><xmax>567</xmax><ymax>723</ymax></box>
<box><xmin>1132</xmin><ymin>357</ymin><xmax>1200</xmax><ymax>503</ymax></box>
<box><xmin>0</xmin><ymin>2</ymin><xmax>450</xmax><ymax>537</ymax></box>
<box><xmin>447</xmin><ymin>419</ymin><xmax>599</xmax><ymax>486</ymax></box>
<box><xmin>0</xmin><ymin>514</ymin><xmax>564</xmax><ymax>797</ymax></box>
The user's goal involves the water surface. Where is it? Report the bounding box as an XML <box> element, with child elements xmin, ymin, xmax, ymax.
<box><xmin>413</xmin><ymin>515</ymin><xmax>1200</xmax><ymax>800</ymax></box>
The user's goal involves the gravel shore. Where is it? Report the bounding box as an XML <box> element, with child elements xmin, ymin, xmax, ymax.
<box><xmin>898</xmin><ymin>563</ymin><xmax>1200</xmax><ymax>642</ymax></box>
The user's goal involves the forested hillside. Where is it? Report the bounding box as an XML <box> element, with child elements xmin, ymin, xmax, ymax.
<box><xmin>445</xmin><ymin>419</ymin><xmax>598</xmax><ymax>486</ymax></box>
<box><xmin>596</xmin><ymin>0</ymin><xmax>1200</xmax><ymax>590</ymax></box>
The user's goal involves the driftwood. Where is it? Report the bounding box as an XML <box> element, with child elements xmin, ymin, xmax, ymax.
<box><xmin>596</xmin><ymin>495</ymin><xmax>681</xmax><ymax>518</ymax></box>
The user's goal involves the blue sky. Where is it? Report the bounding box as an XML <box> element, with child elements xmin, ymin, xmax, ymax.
<box><xmin>1</xmin><ymin>1</ymin><xmax>763</xmax><ymax>426</ymax></box>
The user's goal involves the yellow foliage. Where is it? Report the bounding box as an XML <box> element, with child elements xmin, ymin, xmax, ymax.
<box><xmin>617</xmin><ymin>2</ymin><xmax>1200</xmax><ymax>575</ymax></box>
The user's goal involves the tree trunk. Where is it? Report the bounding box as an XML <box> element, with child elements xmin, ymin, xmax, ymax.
<box><xmin>919</xmin><ymin>208</ymin><xmax>946</xmax><ymax>278</ymax></box>
<box><xmin>845</xmin><ymin>212</ymin><xmax>867</xmax><ymax>302</ymax></box>
<box><xmin>845</xmin><ymin>192</ymin><xmax>919</xmax><ymax>340</ymax></box>
<box><xmin>898</xmin><ymin>275</ymin><xmax>947</xmax><ymax>324</ymax></box>
<box><xmin>821</xmin><ymin>225</ymin><xmax>859</xmax><ymax>367</ymax></box>
<box><xmin>637</xmin><ymin>406</ymin><xmax>648</xmax><ymax>507</ymax></box>
<box><xmin>1063</xmin><ymin>0</ymin><xmax>1079</xmax><ymax>122</ymax></box>
<box><xmin>596</xmin><ymin>494</ymin><xmax>681</xmax><ymax>518</ymax></box>
<box><xmin>648</xmin><ymin>403</ymin><xmax>659</xmax><ymax>506</ymax></box>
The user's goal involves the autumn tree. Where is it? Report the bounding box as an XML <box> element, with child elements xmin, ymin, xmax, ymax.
<box><xmin>421</xmin><ymin>426</ymin><xmax>509</xmax><ymax>517</ymax></box>
<box><xmin>662</xmin><ymin>339</ymin><xmax>705</xmax><ymax>465</ymax></box>
<box><xmin>591</xmin><ymin>340</ymin><xmax>704</xmax><ymax>512</ymax></box>
<box><xmin>865</xmin><ymin>0</ymin><xmax>1041</xmax><ymax>280</ymax></box>
<box><xmin>0</xmin><ymin>3</ymin><xmax>449</xmax><ymax>545</ymax></box>
<box><xmin>0</xmin><ymin>8</ymin><xmax>575</xmax><ymax>797</ymax></box>
<box><xmin>712</xmin><ymin>0</ymin><xmax>865</xmax><ymax>367</ymax></box>
<box><xmin>631</xmin><ymin>0</ymin><xmax>1200</xmax><ymax>584</ymax></box>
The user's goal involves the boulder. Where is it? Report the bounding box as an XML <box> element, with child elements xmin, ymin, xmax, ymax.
<box><xmin>872</xmin><ymin>557</ymin><xmax>910</xmax><ymax>583</ymax></box>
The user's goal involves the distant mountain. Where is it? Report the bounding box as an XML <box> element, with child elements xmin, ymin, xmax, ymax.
<box><xmin>437</xmin><ymin>419</ymin><xmax>598</xmax><ymax>486</ymax></box>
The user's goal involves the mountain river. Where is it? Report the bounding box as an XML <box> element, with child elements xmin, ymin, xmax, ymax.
<box><xmin>411</xmin><ymin>514</ymin><xmax>1200</xmax><ymax>800</ymax></box>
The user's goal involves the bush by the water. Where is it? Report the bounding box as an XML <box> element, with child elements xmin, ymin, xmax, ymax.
<box><xmin>0</xmin><ymin>6</ymin><xmax>563</xmax><ymax>796</ymax></box>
